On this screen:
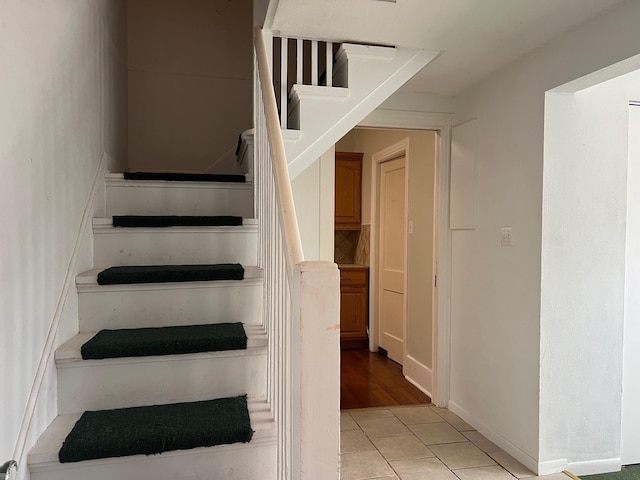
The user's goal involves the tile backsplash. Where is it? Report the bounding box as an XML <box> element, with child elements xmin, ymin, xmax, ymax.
<box><xmin>335</xmin><ymin>225</ymin><xmax>370</xmax><ymax>265</ymax></box>
<box><xmin>355</xmin><ymin>224</ymin><xmax>370</xmax><ymax>266</ymax></box>
<box><xmin>334</xmin><ymin>230</ymin><xmax>358</xmax><ymax>264</ymax></box>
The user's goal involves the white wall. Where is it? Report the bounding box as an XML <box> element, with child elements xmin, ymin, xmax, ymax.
<box><xmin>0</xmin><ymin>0</ymin><xmax>127</xmax><ymax>471</ymax></box>
<box><xmin>291</xmin><ymin>147</ymin><xmax>335</xmax><ymax>261</ymax></box>
<box><xmin>127</xmin><ymin>0</ymin><xmax>252</xmax><ymax>173</ymax></box>
<box><xmin>450</xmin><ymin>0</ymin><xmax>640</xmax><ymax>473</ymax></box>
<box><xmin>377</xmin><ymin>92</ymin><xmax>455</xmax><ymax>115</ymax></box>
<box><xmin>541</xmin><ymin>66</ymin><xmax>640</xmax><ymax>475</ymax></box>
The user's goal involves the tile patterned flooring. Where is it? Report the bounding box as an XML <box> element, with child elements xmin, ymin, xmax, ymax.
<box><xmin>341</xmin><ymin>405</ymin><xmax>571</xmax><ymax>480</ymax></box>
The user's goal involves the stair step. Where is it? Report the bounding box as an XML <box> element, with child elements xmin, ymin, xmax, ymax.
<box><xmin>287</xmin><ymin>85</ymin><xmax>350</xmax><ymax>131</ymax></box>
<box><xmin>79</xmin><ymin>322</ymin><xmax>247</xmax><ymax>360</ymax></box>
<box><xmin>59</xmin><ymin>395</ymin><xmax>253</xmax><ymax>463</ymax></box>
<box><xmin>123</xmin><ymin>171</ymin><xmax>246</xmax><ymax>183</ymax></box>
<box><xmin>112</xmin><ymin>215</ymin><xmax>243</xmax><ymax>227</ymax></box>
<box><xmin>96</xmin><ymin>263</ymin><xmax>245</xmax><ymax>285</ymax></box>
<box><xmin>92</xmin><ymin>218</ymin><xmax>258</xmax><ymax>267</ymax></box>
<box><xmin>55</xmin><ymin>326</ymin><xmax>267</xmax><ymax>414</ymax></box>
<box><xmin>77</xmin><ymin>267</ymin><xmax>263</xmax><ymax>332</ymax></box>
<box><xmin>105</xmin><ymin>173</ymin><xmax>254</xmax><ymax>217</ymax></box>
<box><xmin>29</xmin><ymin>400</ymin><xmax>276</xmax><ymax>480</ymax></box>
<box><xmin>57</xmin><ymin>325</ymin><xmax>266</xmax><ymax>363</ymax></box>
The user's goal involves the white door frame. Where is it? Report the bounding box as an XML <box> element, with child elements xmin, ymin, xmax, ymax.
<box><xmin>359</xmin><ymin>110</ymin><xmax>452</xmax><ymax>407</ymax></box>
<box><xmin>370</xmin><ymin>140</ymin><xmax>410</xmax><ymax>366</ymax></box>
<box><xmin>622</xmin><ymin>102</ymin><xmax>640</xmax><ymax>464</ymax></box>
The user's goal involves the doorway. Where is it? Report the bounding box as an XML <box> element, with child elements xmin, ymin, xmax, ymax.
<box><xmin>336</xmin><ymin>126</ymin><xmax>442</xmax><ymax>409</ymax></box>
<box><xmin>541</xmin><ymin>61</ymin><xmax>640</xmax><ymax>473</ymax></box>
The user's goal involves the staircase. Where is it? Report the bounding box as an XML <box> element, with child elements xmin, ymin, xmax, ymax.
<box><xmin>27</xmin><ymin>173</ymin><xmax>278</xmax><ymax>479</ymax></box>
<box><xmin>268</xmin><ymin>36</ymin><xmax>439</xmax><ymax>179</ymax></box>
<box><xmin>20</xmin><ymin>26</ymin><xmax>434</xmax><ymax>479</ymax></box>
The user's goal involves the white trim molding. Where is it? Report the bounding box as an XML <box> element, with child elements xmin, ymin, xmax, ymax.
<box><xmin>404</xmin><ymin>355</ymin><xmax>433</xmax><ymax>398</ymax></box>
<box><xmin>537</xmin><ymin>458</ymin><xmax>569</xmax><ymax>476</ymax></box>
<box><xmin>565</xmin><ymin>458</ymin><xmax>622</xmax><ymax>477</ymax></box>
<box><xmin>358</xmin><ymin>108</ymin><xmax>452</xmax><ymax>407</ymax></box>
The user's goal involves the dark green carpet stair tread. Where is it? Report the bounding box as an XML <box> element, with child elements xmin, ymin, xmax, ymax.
<box><xmin>96</xmin><ymin>264</ymin><xmax>244</xmax><ymax>285</ymax></box>
<box><xmin>81</xmin><ymin>323</ymin><xmax>247</xmax><ymax>360</ymax></box>
<box><xmin>112</xmin><ymin>215</ymin><xmax>243</xmax><ymax>228</ymax></box>
<box><xmin>123</xmin><ymin>172</ymin><xmax>245</xmax><ymax>183</ymax></box>
<box><xmin>58</xmin><ymin>396</ymin><xmax>253</xmax><ymax>463</ymax></box>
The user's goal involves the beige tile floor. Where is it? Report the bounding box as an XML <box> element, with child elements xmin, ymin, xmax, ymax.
<box><xmin>340</xmin><ymin>405</ymin><xmax>572</xmax><ymax>480</ymax></box>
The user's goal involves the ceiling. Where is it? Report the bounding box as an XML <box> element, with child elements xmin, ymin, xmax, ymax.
<box><xmin>267</xmin><ymin>0</ymin><xmax>626</xmax><ymax>96</ymax></box>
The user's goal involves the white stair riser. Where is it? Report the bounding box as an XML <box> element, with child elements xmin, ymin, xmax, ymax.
<box><xmin>106</xmin><ymin>183</ymin><xmax>254</xmax><ymax>217</ymax></box>
<box><xmin>29</xmin><ymin>440</ymin><xmax>276</xmax><ymax>480</ymax></box>
<box><xmin>93</xmin><ymin>228</ymin><xmax>258</xmax><ymax>267</ymax></box>
<box><xmin>78</xmin><ymin>282</ymin><xmax>262</xmax><ymax>332</ymax></box>
<box><xmin>57</xmin><ymin>351</ymin><xmax>266</xmax><ymax>414</ymax></box>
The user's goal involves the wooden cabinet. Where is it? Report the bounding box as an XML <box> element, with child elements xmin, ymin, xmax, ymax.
<box><xmin>335</xmin><ymin>152</ymin><xmax>363</xmax><ymax>230</ymax></box>
<box><xmin>340</xmin><ymin>266</ymin><xmax>369</xmax><ymax>349</ymax></box>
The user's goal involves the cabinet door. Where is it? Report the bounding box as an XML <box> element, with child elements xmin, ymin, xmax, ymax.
<box><xmin>335</xmin><ymin>153</ymin><xmax>363</xmax><ymax>229</ymax></box>
<box><xmin>340</xmin><ymin>287</ymin><xmax>367</xmax><ymax>340</ymax></box>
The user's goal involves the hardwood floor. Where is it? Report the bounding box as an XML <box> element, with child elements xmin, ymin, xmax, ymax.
<box><xmin>340</xmin><ymin>349</ymin><xmax>431</xmax><ymax>409</ymax></box>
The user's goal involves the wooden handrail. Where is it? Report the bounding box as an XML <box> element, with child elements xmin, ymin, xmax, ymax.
<box><xmin>254</xmin><ymin>27</ymin><xmax>304</xmax><ymax>271</ymax></box>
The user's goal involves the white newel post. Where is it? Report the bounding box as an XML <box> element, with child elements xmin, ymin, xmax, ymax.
<box><xmin>291</xmin><ymin>261</ymin><xmax>340</xmax><ymax>480</ymax></box>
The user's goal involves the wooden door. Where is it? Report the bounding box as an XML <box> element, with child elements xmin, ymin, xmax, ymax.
<box><xmin>378</xmin><ymin>156</ymin><xmax>406</xmax><ymax>364</ymax></box>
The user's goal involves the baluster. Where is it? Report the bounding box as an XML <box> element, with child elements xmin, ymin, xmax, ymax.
<box><xmin>280</xmin><ymin>37</ymin><xmax>288</xmax><ymax>128</ymax></box>
<box><xmin>296</xmin><ymin>39</ymin><xmax>303</xmax><ymax>85</ymax></box>
<box><xmin>311</xmin><ymin>40</ymin><xmax>318</xmax><ymax>86</ymax></box>
<box><xmin>326</xmin><ymin>42</ymin><xmax>333</xmax><ymax>87</ymax></box>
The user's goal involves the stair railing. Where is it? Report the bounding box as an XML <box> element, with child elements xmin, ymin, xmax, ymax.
<box><xmin>270</xmin><ymin>34</ymin><xmax>340</xmax><ymax>129</ymax></box>
<box><xmin>254</xmin><ymin>27</ymin><xmax>340</xmax><ymax>480</ymax></box>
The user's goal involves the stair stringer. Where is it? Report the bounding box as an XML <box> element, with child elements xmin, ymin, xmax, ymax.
<box><xmin>285</xmin><ymin>44</ymin><xmax>440</xmax><ymax>179</ymax></box>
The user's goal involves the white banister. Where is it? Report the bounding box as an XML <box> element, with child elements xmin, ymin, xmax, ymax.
<box><xmin>296</xmin><ymin>39</ymin><xmax>303</xmax><ymax>85</ymax></box>
<box><xmin>311</xmin><ymin>40</ymin><xmax>318</xmax><ymax>86</ymax></box>
<box><xmin>255</xmin><ymin>28</ymin><xmax>304</xmax><ymax>269</ymax></box>
<box><xmin>254</xmin><ymin>27</ymin><xmax>340</xmax><ymax>480</ymax></box>
<box><xmin>280</xmin><ymin>37</ymin><xmax>288</xmax><ymax>129</ymax></box>
<box><xmin>326</xmin><ymin>42</ymin><xmax>333</xmax><ymax>87</ymax></box>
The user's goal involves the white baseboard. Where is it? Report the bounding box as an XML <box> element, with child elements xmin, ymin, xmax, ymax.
<box><xmin>13</xmin><ymin>153</ymin><xmax>109</xmax><ymax>477</ymax></box>
<box><xmin>565</xmin><ymin>458</ymin><xmax>622</xmax><ymax>476</ymax></box>
<box><xmin>448</xmin><ymin>401</ymin><xmax>539</xmax><ymax>474</ymax></box>
<box><xmin>537</xmin><ymin>458</ymin><xmax>568</xmax><ymax>476</ymax></box>
<box><xmin>403</xmin><ymin>355</ymin><xmax>432</xmax><ymax>398</ymax></box>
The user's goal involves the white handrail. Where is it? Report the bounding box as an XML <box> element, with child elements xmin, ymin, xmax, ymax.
<box><xmin>255</xmin><ymin>27</ymin><xmax>340</xmax><ymax>480</ymax></box>
<box><xmin>254</xmin><ymin>26</ymin><xmax>304</xmax><ymax>272</ymax></box>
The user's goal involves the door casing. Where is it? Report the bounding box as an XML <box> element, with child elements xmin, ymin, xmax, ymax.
<box><xmin>359</xmin><ymin>111</ymin><xmax>452</xmax><ymax>407</ymax></box>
